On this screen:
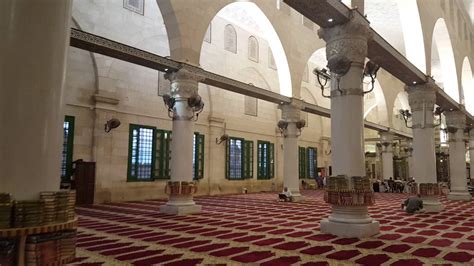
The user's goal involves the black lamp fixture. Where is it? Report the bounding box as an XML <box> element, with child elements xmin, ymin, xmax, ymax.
<box><xmin>362</xmin><ymin>61</ymin><xmax>380</xmax><ymax>94</ymax></box>
<box><xmin>314</xmin><ymin>67</ymin><xmax>331</xmax><ymax>98</ymax></box>
<box><xmin>163</xmin><ymin>93</ymin><xmax>204</xmax><ymax>121</ymax></box>
<box><xmin>399</xmin><ymin>109</ymin><xmax>413</xmax><ymax>128</ymax></box>
<box><xmin>104</xmin><ymin>118</ymin><xmax>121</xmax><ymax>133</ymax></box>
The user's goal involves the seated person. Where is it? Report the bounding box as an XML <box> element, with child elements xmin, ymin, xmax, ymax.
<box><xmin>278</xmin><ymin>187</ymin><xmax>293</xmax><ymax>202</ymax></box>
<box><xmin>401</xmin><ymin>194</ymin><xmax>423</xmax><ymax>214</ymax></box>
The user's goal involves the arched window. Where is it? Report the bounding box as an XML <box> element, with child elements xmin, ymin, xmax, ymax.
<box><xmin>224</xmin><ymin>24</ymin><xmax>237</xmax><ymax>53</ymax></box>
<box><xmin>248</xmin><ymin>36</ymin><xmax>259</xmax><ymax>62</ymax></box>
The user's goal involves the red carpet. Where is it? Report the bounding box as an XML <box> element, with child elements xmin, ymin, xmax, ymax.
<box><xmin>70</xmin><ymin>190</ymin><xmax>474</xmax><ymax>265</ymax></box>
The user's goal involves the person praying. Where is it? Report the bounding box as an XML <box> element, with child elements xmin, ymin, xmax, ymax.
<box><xmin>402</xmin><ymin>194</ymin><xmax>423</xmax><ymax>214</ymax></box>
<box><xmin>278</xmin><ymin>187</ymin><xmax>293</xmax><ymax>202</ymax></box>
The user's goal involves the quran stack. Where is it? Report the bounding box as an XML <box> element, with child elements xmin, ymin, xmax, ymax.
<box><xmin>66</xmin><ymin>190</ymin><xmax>76</xmax><ymax>221</ymax></box>
<box><xmin>14</xmin><ymin>200</ymin><xmax>44</xmax><ymax>228</ymax></box>
<box><xmin>25</xmin><ymin>230</ymin><xmax>77</xmax><ymax>265</ymax></box>
<box><xmin>0</xmin><ymin>239</ymin><xmax>16</xmax><ymax>266</ymax></box>
<box><xmin>40</xmin><ymin>192</ymin><xmax>57</xmax><ymax>225</ymax></box>
<box><xmin>26</xmin><ymin>233</ymin><xmax>60</xmax><ymax>266</ymax></box>
<box><xmin>60</xmin><ymin>230</ymin><xmax>76</xmax><ymax>260</ymax></box>
<box><xmin>0</xmin><ymin>193</ymin><xmax>12</xmax><ymax>229</ymax></box>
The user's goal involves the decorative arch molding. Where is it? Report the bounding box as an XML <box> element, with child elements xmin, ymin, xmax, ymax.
<box><xmin>71</xmin><ymin>16</ymin><xmax>99</xmax><ymax>93</ymax></box>
<box><xmin>462</xmin><ymin>57</ymin><xmax>474</xmax><ymax>115</ymax></box>
<box><xmin>430</xmin><ymin>18</ymin><xmax>460</xmax><ymax>103</ymax></box>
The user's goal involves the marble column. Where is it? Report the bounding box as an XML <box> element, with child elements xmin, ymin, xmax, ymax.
<box><xmin>445</xmin><ymin>111</ymin><xmax>471</xmax><ymax>201</ymax></box>
<box><xmin>160</xmin><ymin>68</ymin><xmax>203</xmax><ymax>215</ymax></box>
<box><xmin>318</xmin><ymin>14</ymin><xmax>379</xmax><ymax>238</ymax></box>
<box><xmin>407</xmin><ymin>143</ymin><xmax>415</xmax><ymax>180</ymax></box>
<box><xmin>279</xmin><ymin>99</ymin><xmax>304</xmax><ymax>202</ymax></box>
<box><xmin>469</xmin><ymin>129</ymin><xmax>474</xmax><ymax>185</ymax></box>
<box><xmin>380</xmin><ymin>132</ymin><xmax>394</xmax><ymax>180</ymax></box>
<box><xmin>0</xmin><ymin>0</ymin><xmax>72</xmax><ymax>200</ymax></box>
<box><xmin>406</xmin><ymin>82</ymin><xmax>444</xmax><ymax>212</ymax></box>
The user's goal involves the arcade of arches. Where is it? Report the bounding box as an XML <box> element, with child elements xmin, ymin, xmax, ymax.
<box><xmin>1</xmin><ymin>0</ymin><xmax>474</xmax><ymax>265</ymax></box>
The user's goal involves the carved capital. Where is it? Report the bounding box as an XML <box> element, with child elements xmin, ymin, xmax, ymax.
<box><xmin>279</xmin><ymin>98</ymin><xmax>303</xmax><ymax>122</ymax></box>
<box><xmin>406</xmin><ymin>82</ymin><xmax>436</xmax><ymax>112</ymax></box>
<box><xmin>165</xmin><ymin>67</ymin><xmax>204</xmax><ymax>98</ymax></box>
<box><xmin>445</xmin><ymin>111</ymin><xmax>466</xmax><ymax>129</ymax></box>
<box><xmin>317</xmin><ymin>15</ymin><xmax>372</xmax><ymax>65</ymax></box>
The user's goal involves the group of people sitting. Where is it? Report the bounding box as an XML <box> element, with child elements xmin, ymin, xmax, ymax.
<box><xmin>373</xmin><ymin>177</ymin><xmax>416</xmax><ymax>193</ymax></box>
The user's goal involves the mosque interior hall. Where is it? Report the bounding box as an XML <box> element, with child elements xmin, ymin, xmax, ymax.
<box><xmin>2</xmin><ymin>0</ymin><xmax>474</xmax><ymax>265</ymax></box>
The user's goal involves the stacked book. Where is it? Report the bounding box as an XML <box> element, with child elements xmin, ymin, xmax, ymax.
<box><xmin>14</xmin><ymin>200</ymin><xmax>44</xmax><ymax>228</ymax></box>
<box><xmin>66</xmin><ymin>190</ymin><xmax>76</xmax><ymax>221</ymax></box>
<box><xmin>0</xmin><ymin>193</ymin><xmax>12</xmax><ymax>229</ymax></box>
<box><xmin>26</xmin><ymin>233</ymin><xmax>60</xmax><ymax>266</ymax></box>
<box><xmin>60</xmin><ymin>230</ymin><xmax>76</xmax><ymax>260</ymax></box>
<box><xmin>55</xmin><ymin>191</ymin><xmax>69</xmax><ymax>223</ymax></box>
<box><xmin>39</xmin><ymin>192</ymin><xmax>57</xmax><ymax>225</ymax></box>
<box><xmin>0</xmin><ymin>239</ymin><xmax>16</xmax><ymax>266</ymax></box>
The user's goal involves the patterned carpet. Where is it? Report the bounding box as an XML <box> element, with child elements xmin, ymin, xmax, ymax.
<box><xmin>68</xmin><ymin>190</ymin><xmax>474</xmax><ymax>265</ymax></box>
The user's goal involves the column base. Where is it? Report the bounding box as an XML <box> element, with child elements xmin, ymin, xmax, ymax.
<box><xmin>291</xmin><ymin>194</ymin><xmax>304</xmax><ymax>202</ymax></box>
<box><xmin>160</xmin><ymin>196</ymin><xmax>202</xmax><ymax>215</ymax></box>
<box><xmin>447</xmin><ymin>191</ymin><xmax>472</xmax><ymax>201</ymax></box>
<box><xmin>320</xmin><ymin>205</ymin><xmax>379</xmax><ymax>238</ymax></box>
<box><xmin>421</xmin><ymin>196</ymin><xmax>444</xmax><ymax>212</ymax></box>
<box><xmin>321</xmin><ymin>219</ymin><xmax>379</xmax><ymax>238</ymax></box>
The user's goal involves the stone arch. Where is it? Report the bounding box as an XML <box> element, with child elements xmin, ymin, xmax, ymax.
<box><xmin>363</xmin><ymin>79</ymin><xmax>389</xmax><ymax>126</ymax></box>
<box><xmin>462</xmin><ymin>57</ymin><xmax>474</xmax><ymax>114</ymax></box>
<box><xmin>224</xmin><ymin>24</ymin><xmax>237</xmax><ymax>53</ymax></box>
<box><xmin>391</xmin><ymin>91</ymin><xmax>410</xmax><ymax>131</ymax></box>
<box><xmin>203</xmin><ymin>2</ymin><xmax>292</xmax><ymax>96</ymax></box>
<box><xmin>430</xmin><ymin>18</ymin><xmax>460</xmax><ymax>102</ymax></box>
<box><xmin>301</xmin><ymin>87</ymin><xmax>324</xmax><ymax>136</ymax></box>
<box><xmin>248</xmin><ymin>36</ymin><xmax>259</xmax><ymax>62</ymax></box>
<box><xmin>363</xmin><ymin>0</ymin><xmax>426</xmax><ymax>72</ymax></box>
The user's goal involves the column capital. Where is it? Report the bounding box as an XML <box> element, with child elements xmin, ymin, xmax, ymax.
<box><xmin>317</xmin><ymin>14</ymin><xmax>372</xmax><ymax>66</ymax></box>
<box><xmin>406</xmin><ymin>81</ymin><xmax>437</xmax><ymax>111</ymax></box>
<box><xmin>165</xmin><ymin>67</ymin><xmax>204</xmax><ymax>98</ymax></box>
<box><xmin>445</xmin><ymin>111</ymin><xmax>466</xmax><ymax>130</ymax></box>
<box><xmin>469</xmin><ymin>128</ymin><xmax>474</xmax><ymax>139</ymax></box>
<box><xmin>279</xmin><ymin>98</ymin><xmax>304</xmax><ymax>122</ymax></box>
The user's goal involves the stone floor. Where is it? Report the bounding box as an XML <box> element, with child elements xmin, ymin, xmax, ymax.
<box><xmin>69</xmin><ymin>190</ymin><xmax>474</xmax><ymax>265</ymax></box>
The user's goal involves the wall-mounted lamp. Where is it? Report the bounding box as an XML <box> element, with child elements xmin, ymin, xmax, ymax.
<box><xmin>277</xmin><ymin>120</ymin><xmax>289</xmax><ymax>136</ymax></box>
<box><xmin>163</xmin><ymin>93</ymin><xmax>204</xmax><ymax>121</ymax></box>
<box><xmin>104</xmin><ymin>118</ymin><xmax>121</xmax><ymax>133</ymax></box>
<box><xmin>163</xmin><ymin>94</ymin><xmax>176</xmax><ymax>118</ymax></box>
<box><xmin>399</xmin><ymin>109</ymin><xmax>412</xmax><ymax>129</ymax></box>
<box><xmin>188</xmin><ymin>94</ymin><xmax>205</xmax><ymax>121</ymax></box>
<box><xmin>362</xmin><ymin>61</ymin><xmax>380</xmax><ymax>94</ymax></box>
<box><xmin>314</xmin><ymin>68</ymin><xmax>331</xmax><ymax>99</ymax></box>
<box><xmin>216</xmin><ymin>133</ymin><xmax>229</xmax><ymax>144</ymax></box>
<box><xmin>433</xmin><ymin>107</ymin><xmax>444</xmax><ymax>127</ymax></box>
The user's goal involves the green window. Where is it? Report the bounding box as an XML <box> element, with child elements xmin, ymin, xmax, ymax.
<box><xmin>128</xmin><ymin>125</ymin><xmax>205</xmax><ymax>181</ymax></box>
<box><xmin>155</xmin><ymin>130</ymin><xmax>172</xmax><ymax>179</ymax></box>
<box><xmin>193</xmin><ymin>133</ymin><xmax>205</xmax><ymax>180</ymax></box>
<box><xmin>226</xmin><ymin>138</ymin><xmax>253</xmax><ymax>179</ymax></box>
<box><xmin>243</xmin><ymin>140</ymin><xmax>253</xmax><ymax>179</ymax></box>
<box><xmin>128</xmin><ymin>124</ymin><xmax>156</xmax><ymax>181</ymax></box>
<box><xmin>257</xmin><ymin>141</ymin><xmax>274</xmax><ymax>180</ymax></box>
<box><xmin>307</xmin><ymin>147</ymin><xmax>318</xmax><ymax>178</ymax></box>
<box><xmin>299</xmin><ymin>146</ymin><xmax>306</xmax><ymax>179</ymax></box>
<box><xmin>61</xmin><ymin>116</ymin><xmax>75</xmax><ymax>181</ymax></box>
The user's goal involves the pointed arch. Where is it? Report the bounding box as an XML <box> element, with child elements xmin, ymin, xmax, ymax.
<box><xmin>462</xmin><ymin>57</ymin><xmax>474</xmax><ymax>114</ymax></box>
<box><xmin>431</xmin><ymin>18</ymin><xmax>460</xmax><ymax>102</ymax></box>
